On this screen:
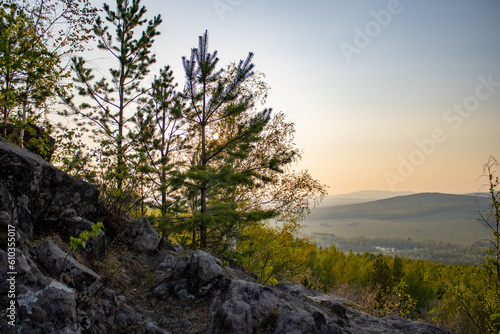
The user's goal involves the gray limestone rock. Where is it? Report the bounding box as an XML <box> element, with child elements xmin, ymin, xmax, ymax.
<box><xmin>17</xmin><ymin>280</ymin><xmax>80</xmax><ymax>334</ymax></box>
<box><xmin>0</xmin><ymin>137</ymin><xmax>105</xmax><ymax>239</ymax></box>
<box><xmin>115</xmin><ymin>305</ymin><xmax>142</xmax><ymax>326</ymax></box>
<box><xmin>129</xmin><ymin>217</ymin><xmax>161</xmax><ymax>252</ymax></box>
<box><xmin>143</xmin><ymin>318</ymin><xmax>172</xmax><ymax>334</ymax></box>
<box><xmin>191</xmin><ymin>250</ymin><xmax>223</xmax><ymax>284</ymax></box>
<box><xmin>206</xmin><ymin>280</ymin><xmax>451</xmax><ymax>334</ymax></box>
<box><xmin>42</xmin><ymin>179</ymin><xmax>101</xmax><ymax>225</ymax></box>
<box><xmin>36</xmin><ymin>239</ymin><xmax>101</xmax><ymax>289</ymax></box>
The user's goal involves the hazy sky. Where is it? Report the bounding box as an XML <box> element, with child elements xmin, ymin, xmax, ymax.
<box><xmin>92</xmin><ymin>0</ymin><xmax>500</xmax><ymax>195</ymax></box>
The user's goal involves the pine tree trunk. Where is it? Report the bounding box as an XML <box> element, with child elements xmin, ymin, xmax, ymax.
<box><xmin>117</xmin><ymin>54</ymin><xmax>126</xmax><ymax>190</ymax></box>
<box><xmin>200</xmin><ymin>186</ymin><xmax>207</xmax><ymax>248</ymax></box>
<box><xmin>160</xmin><ymin>112</ymin><xmax>171</xmax><ymax>218</ymax></box>
<box><xmin>117</xmin><ymin>137</ymin><xmax>124</xmax><ymax>190</ymax></box>
<box><xmin>192</xmin><ymin>229</ymin><xmax>197</xmax><ymax>248</ymax></box>
<box><xmin>161</xmin><ymin>163</ymin><xmax>167</xmax><ymax>217</ymax></box>
<box><xmin>2</xmin><ymin>48</ymin><xmax>11</xmax><ymax>138</ymax></box>
<box><xmin>200</xmin><ymin>85</ymin><xmax>208</xmax><ymax>248</ymax></box>
<box><xmin>160</xmin><ymin>160</ymin><xmax>168</xmax><ymax>217</ymax></box>
<box><xmin>200</xmin><ymin>122</ymin><xmax>208</xmax><ymax>248</ymax></box>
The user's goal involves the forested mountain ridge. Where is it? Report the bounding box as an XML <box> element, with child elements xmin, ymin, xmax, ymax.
<box><xmin>308</xmin><ymin>192</ymin><xmax>491</xmax><ymax>220</ymax></box>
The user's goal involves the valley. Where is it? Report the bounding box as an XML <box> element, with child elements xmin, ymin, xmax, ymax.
<box><xmin>302</xmin><ymin>191</ymin><xmax>493</xmax><ymax>264</ymax></box>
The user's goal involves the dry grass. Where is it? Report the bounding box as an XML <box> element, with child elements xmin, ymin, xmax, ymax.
<box><xmin>94</xmin><ymin>242</ymin><xmax>213</xmax><ymax>333</ymax></box>
<box><xmin>329</xmin><ymin>283</ymin><xmax>382</xmax><ymax>316</ymax></box>
<box><xmin>30</xmin><ymin>231</ymin><xmax>213</xmax><ymax>333</ymax></box>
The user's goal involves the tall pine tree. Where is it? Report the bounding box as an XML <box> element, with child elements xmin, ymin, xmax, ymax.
<box><xmin>63</xmin><ymin>0</ymin><xmax>161</xmax><ymax>191</ymax></box>
<box><xmin>173</xmin><ymin>31</ymin><xmax>298</xmax><ymax>248</ymax></box>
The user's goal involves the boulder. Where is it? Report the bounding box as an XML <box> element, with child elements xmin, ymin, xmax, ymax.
<box><xmin>17</xmin><ymin>280</ymin><xmax>80</xmax><ymax>334</ymax></box>
<box><xmin>207</xmin><ymin>280</ymin><xmax>280</xmax><ymax>334</ymax></box>
<box><xmin>36</xmin><ymin>239</ymin><xmax>101</xmax><ymax>289</ymax></box>
<box><xmin>0</xmin><ymin>137</ymin><xmax>72</xmax><ymax>238</ymax></box>
<box><xmin>143</xmin><ymin>318</ymin><xmax>172</xmax><ymax>334</ymax></box>
<box><xmin>128</xmin><ymin>217</ymin><xmax>161</xmax><ymax>252</ymax></box>
<box><xmin>0</xmin><ymin>183</ymin><xmax>17</xmax><ymax>250</ymax></box>
<box><xmin>191</xmin><ymin>250</ymin><xmax>223</xmax><ymax>284</ymax></box>
<box><xmin>206</xmin><ymin>279</ymin><xmax>451</xmax><ymax>334</ymax></box>
<box><xmin>158</xmin><ymin>254</ymin><xmax>190</xmax><ymax>278</ymax></box>
<box><xmin>0</xmin><ymin>137</ymin><xmax>105</xmax><ymax>239</ymax></box>
<box><xmin>115</xmin><ymin>304</ymin><xmax>143</xmax><ymax>326</ymax></box>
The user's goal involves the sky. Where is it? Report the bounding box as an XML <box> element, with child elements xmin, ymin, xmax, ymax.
<box><xmin>90</xmin><ymin>0</ymin><xmax>500</xmax><ymax>195</ymax></box>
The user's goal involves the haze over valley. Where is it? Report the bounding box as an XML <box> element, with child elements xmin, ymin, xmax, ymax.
<box><xmin>302</xmin><ymin>191</ymin><xmax>492</xmax><ymax>264</ymax></box>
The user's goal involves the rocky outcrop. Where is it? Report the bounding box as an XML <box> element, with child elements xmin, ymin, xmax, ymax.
<box><xmin>0</xmin><ymin>137</ymin><xmax>451</xmax><ymax>334</ymax></box>
<box><xmin>0</xmin><ymin>137</ymin><xmax>100</xmax><ymax>240</ymax></box>
<box><xmin>0</xmin><ymin>137</ymin><xmax>147</xmax><ymax>333</ymax></box>
<box><xmin>155</xmin><ymin>250</ymin><xmax>451</xmax><ymax>334</ymax></box>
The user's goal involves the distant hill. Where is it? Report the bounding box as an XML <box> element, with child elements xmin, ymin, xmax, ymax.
<box><xmin>309</xmin><ymin>192</ymin><xmax>491</xmax><ymax>220</ymax></box>
<box><xmin>322</xmin><ymin>190</ymin><xmax>416</xmax><ymax>206</ymax></box>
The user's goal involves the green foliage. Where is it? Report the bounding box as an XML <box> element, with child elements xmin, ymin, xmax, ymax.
<box><xmin>132</xmin><ymin>65</ymin><xmax>182</xmax><ymax>218</ymax></box>
<box><xmin>387</xmin><ymin>280</ymin><xmax>417</xmax><ymax>317</ymax></box>
<box><xmin>444</xmin><ymin>156</ymin><xmax>500</xmax><ymax>334</ymax></box>
<box><xmin>53</xmin><ymin>128</ymin><xmax>96</xmax><ymax>180</ymax></box>
<box><xmin>163</xmin><ymin>31</ymin><xmax>327</xmax><ymax>250</ymax></box>
<box><xmin>55</xmin><ymin>2</ymin><xmax>325</xmax><ymax>253</ymax></box>
<box><xmin>69</xmin><ymin>222</ymin><xmax>105</xmax><ymax>251</ymax></box>
<box><xmin>371</xmin><ymin>257</ymin><xmax>391</xmax><ymax>291</ymax></box>
<box><xmin>1</xmin><ymin>0</ymin><xmax>96</xmax><ymax>147</ymax></box>
<box><xmin>159</xmin><ymin>32</ymin><xmax>327</xmax><ymax>250</ymax></box>
<box><xmin>0</xmin><ymin>3</ymin><xmax>58</xmax><ymax>142</ymax></box>
<box><xmin>55</xmin><ymin>0</ymin><xmax>165</xmax><ymax>226</ymax></box>
<box><xmin>234</xmin><ymin>220</ymin><xmax>314</xmax><ymax>285</ymax></box>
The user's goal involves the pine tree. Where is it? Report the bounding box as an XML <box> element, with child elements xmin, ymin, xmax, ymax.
<box><xmin>132</xmin><ymin>65</ymin><xmax>183</xmax><ymax>218</ymax></box>
<box><xmin>173</xmin><ymin>31</ymin><xmax>280</xmax><ymax>248</ymax></box>
<box><xmin>63</xmin><ymin>0</ymin><xmax>161</xmax><ymax>191</ymax></box>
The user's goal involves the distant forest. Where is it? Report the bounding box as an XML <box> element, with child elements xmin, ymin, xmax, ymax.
<box><xmin>312</xmin><ymin>233</ymin><xmax>487</xmax><ymax>265</ymax></box>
